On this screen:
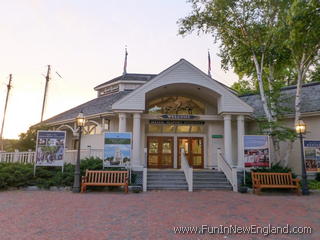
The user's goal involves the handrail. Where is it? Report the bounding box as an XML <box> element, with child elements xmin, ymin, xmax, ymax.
<box><xmin>181</xmin><ymin>148</ymin><xmax>193</xmax><ymax>192</ymax></box>
<box><xmin>217</xmin><ymin>148</ymin><xmax>238</xmax><ymax>192</ymax></box>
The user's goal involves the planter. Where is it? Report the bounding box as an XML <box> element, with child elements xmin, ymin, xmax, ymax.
<box><xmin>238</xmin><ymin>186</ymin><xmax>248</xmax><ymax>193</ymax></box>
<box><xmin>129</xmin><ymin>185</ymin><xmax>142</xmax><ymax>193</ymax></box>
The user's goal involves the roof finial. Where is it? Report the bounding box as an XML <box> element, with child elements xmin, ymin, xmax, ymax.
<box><xmin>208</xmin><ymin>49</ymin><xmax>212</xmax><ymax>78</ymax></box>
<box><xmin>123</xmin><ymin>46</ymin><xmax>128</xmax><ymax>76</ymax></box>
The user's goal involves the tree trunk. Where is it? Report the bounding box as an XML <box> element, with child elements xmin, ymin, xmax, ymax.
<box><xmin>252</xmin><ymin>54</ymin><xmax>273</xmax><ymax>123</ymax></box>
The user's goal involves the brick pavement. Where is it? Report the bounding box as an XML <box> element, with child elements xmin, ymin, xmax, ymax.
<box><xmin>0</xmin><ymin>190</ymin><xmax>319</xmax><ymax>240</ymax></box>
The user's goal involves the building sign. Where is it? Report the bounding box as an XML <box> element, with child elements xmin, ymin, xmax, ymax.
<box><xmin>160</xmin><ymin>114</ymin><xmax>198</xmax><ymax>120</ymax></box>
<box><xmin>35</xmin><ymin>131</ymin><xmax>66</xmax><ymax>166</ymax></box>
<box><xmin>212</xmin><ymin>135</ymin><xmax>223</xmax><ymax>139</ymax></box>
<box><xmin>244</xmin><ymin>135</ymin><xmax>270</xmax><ymax>167</ymax></box>
<box><xmin>303</xmin><ymin>140</ymin><xmax>320</xmax><ymax>172</ymax></box>
<box><xmin>104</xmin><ymin>132</ymin><xmax>132</xmax><ymax>168</ymax></box>
<box><xmin>149</xmin><ymin>120</ymin><xmax>205</xmax><ymax>125</ymax></box>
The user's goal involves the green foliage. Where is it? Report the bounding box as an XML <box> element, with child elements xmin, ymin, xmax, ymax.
<box><xmin>315</xmin><ymin>173</ymin><xmax>320</xmax><ymax>182</ymax></box>
<box><xmin>2</xmin><ymin>139</ymin><xmax>19</xmax><ymax>152</ymax></box>
<box><xmin>308</xmin><ymin>180</ymin><xmax>320</xmax><ymax>190</ymax></box>
<box><xmin>0</xmin><ymin>157</ymin><xmax>109</xmax><ymax>190</ymax></box>
<box><xmin>231</xmin><ymin>80</ymin><xmax>257</xmax><ymax>95</ymax></box>
<box><xmin>245</xmin><ymin>163</ymin><xmax>296</xmax><ymax>187</ymax></box>
<box><xmin>16</xmin><ymin>124</ymin><xmax>50</xmax><ymax>151</ymax></box>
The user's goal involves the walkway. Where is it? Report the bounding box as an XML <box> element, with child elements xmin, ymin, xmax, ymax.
<box><xmin>0</xmin><ymin>190</ymin><xmax>319</xmax><ymax>240</ymax></box>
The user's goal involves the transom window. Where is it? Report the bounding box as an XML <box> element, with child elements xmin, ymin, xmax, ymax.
<box><xmin>148</xmin><ymin>124</ymin><xmax>204</xmax><ymax>133</ymax></box>
<box><xmin>147</xmin><ymin>96</ymin><xmax>205</xmax><ymax>115</ymax></box>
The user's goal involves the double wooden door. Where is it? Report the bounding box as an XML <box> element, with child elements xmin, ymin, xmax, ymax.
<box><xmin>178</xmin><ymin>137</ymin><xmax>204</xmax><ymax>169</ymax></box>
<box><xmin>147</xmin><ymin>137</ymin><xmax>174</xmax><ymax>168</ymax></box>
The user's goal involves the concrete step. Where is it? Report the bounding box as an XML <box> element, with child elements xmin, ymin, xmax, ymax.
<box><xmin>147</xmin><ymin>170</ymin><xmax>188</xmax><ymax>190</ymax></box>
<box><xmin>192</xmin><ymin>170</ymin><xmax>232</xmax><ymax>191</ymax></box>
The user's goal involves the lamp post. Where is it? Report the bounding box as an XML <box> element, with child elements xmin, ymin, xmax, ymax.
<box><xmin>295</xmin><ymin>119</ymin><xmax>309</xmax><ymax>195</ymax></box>
<box><xmin>72</xmin><ymin>111</ymin><xmax>86</xmax><ymax>193</ymax></box>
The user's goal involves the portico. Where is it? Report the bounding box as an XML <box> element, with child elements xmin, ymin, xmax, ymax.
<box><xmin>112</xmin><ymin>59</ymin><xmax>253</xmax><ymax>171</ymax></box>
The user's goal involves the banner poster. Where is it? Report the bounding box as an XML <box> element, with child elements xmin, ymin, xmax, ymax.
<box><xmin>244</xmin><ymin>135</ymin><xmax>270</xmax><ymax>168</ymax></box>
<box><xmin>104</xmin><ymin>132</ymin><xmax>132</xmax><ymax>168</ymax></box>
<box><xmin>35</xmin><ymin>131</ymin><xmax>66</xmax><ymax>166</ymax></box>
<box><xmin>303</xmin><ymin>140</ymin><xmax>320</xmax><ymax>172</ymax></box>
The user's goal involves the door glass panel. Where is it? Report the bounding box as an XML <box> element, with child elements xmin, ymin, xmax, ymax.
<box><xmin>149</xmin><ymin>141</ymin><xmax>158</xmax><ymax>154</ymax></box>
<box><xmin>162</xmin><ymin>142</ymin><xmax>172</xmax><ymax>154</ymax></box>
<box><xmin>192</xmin><ymin>156</ymin><xmax>202</xmax><ymax>166</ymax></box>
<box><xmin>162</xmin><ymin>155</ymin><xmax>172</xmax><ymax>166</ymax></box>
<box><xmin>149</xmin><ymin>155</ymin><xmax>159</xmax><ymax>166</ymax></box>
<box><xmin>179</xmin><ymin>139</ymin><xmax>189</xmax><ymax>154</ymax></box>
<box><xmin>192</xmin><ymin>139</ymin><xmax>202</xmax><ymax>154</ymax></box>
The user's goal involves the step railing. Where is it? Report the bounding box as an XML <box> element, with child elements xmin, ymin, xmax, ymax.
<box><xmin>217</xmin><ymin>148</ymin><xmax>238</xmax><ymax>192</ymax></box>
<box><xmin>181</xmin><ymin>148</ymin><xmax>193</xmax><ymax>192</ymax></box>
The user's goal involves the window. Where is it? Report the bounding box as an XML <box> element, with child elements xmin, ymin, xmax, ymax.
<box><xmin>147</xmin><ymin>124</ymin><xmax>204</xmax><ymax>133</ymax></box>
<box><xmin>147</xmin><ymin>96</ymin><xmax>205</xmax><ymax>115</ymax></box>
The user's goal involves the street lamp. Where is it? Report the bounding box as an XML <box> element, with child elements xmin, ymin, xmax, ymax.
<box><xmin>72</xmin><ymin>111</ymin><xmax>86</xmax><ymax>193</ymax></box>
<box><xmin>295</xmin><ymin>119</ymin><xmax>309</xmax><ymax>195</ymax></box>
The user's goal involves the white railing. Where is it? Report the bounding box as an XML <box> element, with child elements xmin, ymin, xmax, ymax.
<box><xmin>64</xmin><ymin>149</ymin><xmax>103</xmax><ymax>164</ymax></box>
<box><xmin>0</xmin><ymin>148</ymin><xmax>104</xmax><ymax>165</ymax></box>
<box><xmin>0</xmin><ymin>150</ymin><xmax>35</xmax><ymax>164</ymax></box>
<box><xmin>217</xmin><ymin>148</ymin><xmax>238</xmax><ymax>192</ymax></box>
<box><xmin>181</xmin><ymin>149</ymin><xmax>193</xmax><ymax>192</ymax></box>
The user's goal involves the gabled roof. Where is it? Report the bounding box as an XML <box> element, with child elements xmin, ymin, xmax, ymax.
<box><xmin>94</xmin><ymin>73</ymin><xmax>157</xmax><ymax>90</ymax></box>
<box><xmin>240</xmin><ymin>81</ymin><xmax>320</xmax><ymax>118</ymax></box>
<box><xmin>112</xmin><ymin>59</ymin><xmax>254</xmax><ymax>114</ymax></box>
<box><xmin>42</xmin><ymin>91</ymin><xmax>131</xmax><ymax>125</ymax></box>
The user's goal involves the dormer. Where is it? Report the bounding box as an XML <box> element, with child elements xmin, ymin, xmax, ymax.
<box><xmin>94</xmin><ymin>73</ymin><xmax>157</xmax><ymax>97</ymax></box>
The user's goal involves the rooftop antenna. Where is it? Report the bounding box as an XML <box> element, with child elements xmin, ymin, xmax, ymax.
<box><xmin>123</xmin><ymin>46</ymin><xmax>128</xmax><ymax>76</ymax></box>
<box><xmin>0</xmin><ymin>74</ymin><xmax>13</xmax><ymax>151</ymax></box>
<box><xmin>40</xmin><ymin>65</ymin><xmax>51</xmax><ymax>122</ymax></box>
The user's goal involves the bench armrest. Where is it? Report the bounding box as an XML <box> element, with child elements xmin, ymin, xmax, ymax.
<box><xmin>292</xmin><ymin>178</ymin><xmax>300</xmax><ymax>186</ymax></box>
<box><xmin>252</xmin><ymin>177</ymin><xmax>261</xmax><ymax>186</ymax></box>
<box><xmin>82</xmin><ymin>176</ymin><xmax>87</xmax><ymax>183</ymax></box>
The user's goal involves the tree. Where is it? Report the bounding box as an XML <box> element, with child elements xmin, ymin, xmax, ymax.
<box><xmin>230</xmin><ymin>79</ymin><xmax>257</xmax><ymax>95</ymax></box>
<box><xmin>16</xmin><ymin>125</ymin><xmax>49</xmax><ymax>151</ymax></box>
<box><xmin>178</xmin><ymin>0</ymin><xmax>294</xmax><ymax>164</ymax></box>
<box><xmin>285</xmin><ymin>0</ymin><xmax>320</xmax><ymax>124</ymax></box>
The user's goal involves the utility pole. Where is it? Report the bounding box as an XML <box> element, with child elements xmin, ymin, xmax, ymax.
<box><xmin>40</xmin><ymin>65</ymin><xmax>51</xmax><ymax>122</ymax></box>
<box><xmin>0</xmin><ymin>74</ymin><xmax>13</xmax><ymax>151</ymax></box>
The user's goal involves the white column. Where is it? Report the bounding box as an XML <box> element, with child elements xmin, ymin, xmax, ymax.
<box><xmin>132</xmin><ymin>113</ymin><xmax>142</xmax><ymax>169</ymax></box>
<box><xmin>237</xmin><ymin>115</ymin><xmax>245</xmax><ymax>168</ymax></box>
<box><xmin>118</xmin><ymin>113</ymin><xmax>127</xmax><ymax>132</ymax></box>
<box><xmin>223</xmin><ymin>114</ymin><xmax>232</xmax><ymax>164</ymax></box>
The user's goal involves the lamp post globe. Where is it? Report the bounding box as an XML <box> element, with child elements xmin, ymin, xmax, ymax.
<box><xmin>295</xmin><ymin>120</ymin><xmax>309</xmax><ymax>195</ymax></box>
<box><xmin>72</xmin><ymin>111</ymin><xmax>86</xmax><ymax>193</ymax></box>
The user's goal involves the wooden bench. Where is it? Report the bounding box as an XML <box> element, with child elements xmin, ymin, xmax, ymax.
<box><xmin>251</xmin><ymin>172</ymin><xmax>301</xmax><ymax>195</ymax></box>
<box><xmin>81</xmin><ymin>170</ymin><xmax>129</xmax><ymax>193</ymax></box>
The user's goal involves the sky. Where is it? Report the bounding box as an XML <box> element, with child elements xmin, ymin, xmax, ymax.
<box><xmin>0</xmin><ymin>0</ymin><xmax>239</xmax><ymax>139</ymax></box>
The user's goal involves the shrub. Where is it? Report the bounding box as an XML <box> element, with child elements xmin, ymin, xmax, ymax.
<box><xmin>0</xmin><ymin>157</ymin><xmax>106</xmax><ymax>190</ymax></box>
<box><xmin>308</xmin><ymin>180</ymin><xmax>320</xmax><ymax>190</ymax></box>
<box><xmin>315</xmin><ymin>173</ymin><xmax>320</xmax><ymax>182</ymax></box>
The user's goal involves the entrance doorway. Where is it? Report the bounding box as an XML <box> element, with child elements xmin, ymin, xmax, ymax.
<box><xmin>147</xmin><ymin>137</ymin><xmax>174</xmax><ymax>168</ymax></box>
<box><xmin>178</xmin><ymin>137</ymin><xmax>204</xmax><ymax>169</ymax></box>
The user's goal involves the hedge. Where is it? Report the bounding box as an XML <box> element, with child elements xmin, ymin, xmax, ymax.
<box><xmin>0</xmin><ymin>157</ymin><xmax>134</xmax><ymax>190</ymax></box>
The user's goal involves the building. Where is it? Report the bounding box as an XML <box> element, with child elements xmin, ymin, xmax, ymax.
<box><xmin>42</xmin><ymin>59</ymin><xmax>320</xmax><ymax>190</ymax></box>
